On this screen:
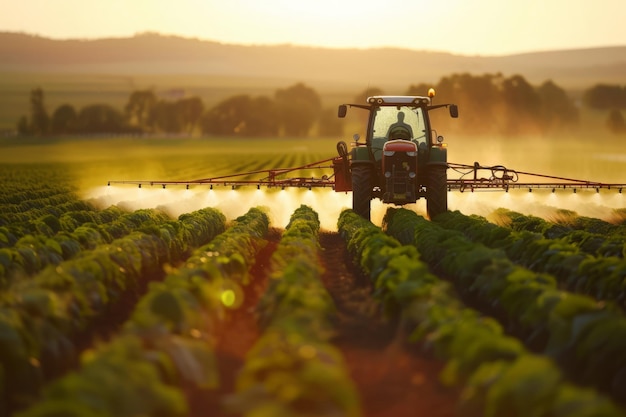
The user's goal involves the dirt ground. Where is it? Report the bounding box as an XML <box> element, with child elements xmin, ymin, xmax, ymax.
<box><xmin>200</xmin><ymin>229</ymin><xmax>460</xmax><ymax>417</ymax></box>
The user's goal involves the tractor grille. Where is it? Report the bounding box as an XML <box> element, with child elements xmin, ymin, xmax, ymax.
<box><xmin>382</xmin><ymin>142</ymin><xmax>418</xmax><ymax>203</ymax></box>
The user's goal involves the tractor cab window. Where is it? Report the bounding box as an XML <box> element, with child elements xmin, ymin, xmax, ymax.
<box><xmin>372</xmin><ymin>106</ymin><xmax>427</xmax><ymax>148</ymax></box>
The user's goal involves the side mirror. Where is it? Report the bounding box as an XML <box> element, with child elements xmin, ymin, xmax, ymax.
<box><xmin>449</xmin><ymin>104</ymin><xmax>459</xmax><ymax>118</ymax></box>
<box><xmin>338</xmin><ymin>105</ymin><xmax>347</xmax><ymax>118</ymax></box>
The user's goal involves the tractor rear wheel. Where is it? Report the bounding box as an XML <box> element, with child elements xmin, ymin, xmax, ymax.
<box><xmin>351</xmin><ymin>164</ymin><xmax>372</xmax><ymax>220</ymax></box>
<box><xmin>426</xmin><ymin>164</ymin><xmax>447</xmax><ymax>220</ymax></box>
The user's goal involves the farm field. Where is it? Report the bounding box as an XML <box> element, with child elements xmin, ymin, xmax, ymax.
<box><xmin>0</xmin><ymin>136</ymin><xmax>625</xmax><ymax>417</ymax></box>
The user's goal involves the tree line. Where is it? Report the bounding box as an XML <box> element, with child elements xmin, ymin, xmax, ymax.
<box><xmin>583</xmin><ymin>84</ymin><xmax>626</xmax><ymax>134</ymax></box>
<box><xmin>407</xmin><ymin>74</ymin><xmax>581</xmax><ymax>135</ymax></box>
<box><xmin>16</xmin><ymin>74</ymin><xmax>626</xmax><ymax>138</ymax></box>
<box><xmin>17</xmin><ymin>82</ymin><xmax>339</xmax><ymax>138</ymax></box>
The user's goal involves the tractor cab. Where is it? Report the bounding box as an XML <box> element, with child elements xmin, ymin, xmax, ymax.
<box><xmin>368</xmin><ymin>99</ymin><xmax>430</xmax><ymax>163</ymax></box>
<box><xmin>336</xmin><ymin>92</ymin><xmax>459</xmax><ymax>220</ymax></box>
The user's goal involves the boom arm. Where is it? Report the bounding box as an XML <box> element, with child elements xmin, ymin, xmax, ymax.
<box><xmin>108</xmin><ymin>159</ymin><xmax>626</xmax><ymax>193</ymax></box>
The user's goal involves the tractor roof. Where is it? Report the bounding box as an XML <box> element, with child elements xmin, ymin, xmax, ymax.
<box><xmin>366</xmin><ymin>96</ymin><xmax>432</xmax><ymax>106</ymax></box>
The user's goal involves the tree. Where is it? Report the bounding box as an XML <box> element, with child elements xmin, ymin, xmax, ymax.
<box><xmin>432</xmin><ymin>73</ymin><xmax>504</xmax><ymax>134</ymax></box>
<box><xmin>201</xmin><ymin>95</ymin><xmax>278</xmax><ymax>137</ymax></box>
<box><xmin>176</xmin><ymin>97</ymin><xmax>204</xmax><ymax>134</ymax></box>
<box><xmin>152</xmin><ymin>101</ymin><xmax>182</xmax><ymax>133</ymax></box>
<box><xmin>201</xmin><ymin>95</ymin><xmax>252</xmax><ymax>136</ymax></box>
<box><xmin>317</xmin><ymin>107</ymin><xmax>344</xmax><ymax>137</ymax></box>
<box><xmin>29</xmin><ymin>87</ymin><xmax>49</xmax><ymax>135</ymax></box>
<box><xmin>274</xmin><ymin>83</ymin><xmax>322</xmax><ymax>137</ymax></box>
<box><xmin>606</xmin><ymin>109</ymin><xmax>625</xmax><ymax>134</ymax></box>
<box><xmin>75</xmin><ymin>104</ymin><xmax>126</xmax><ymax>133</ymax></box>
<box><xmin>124</xmin><ymin>90</ymin><xmax>157</xmax><ymax>131</ymax></box>
<box><xmin>16</xmin><ymin>116</ymin><xmax>30</xmax><ymax>135</ymax></box>
<box><xmin>583</xmin><ymin>84</ymin><xmax>626</xmax><ymax>110</ymax></box>
<box><xmin>50</xmin><ymin>104</ymin><xmax>78</xmax><ymax>134</ymax></box>
<box><xmin>500</xmin><ymin>74</ymin><xmax>541</xmax><ymax>134</ymax></box>
<box><xmin>244</xmin><ymin>96</ymin><xmax>279</xmax><ymax>137</ymax></box>
<box><xmin>537</xmin><ymin>80</ymin><xmax>579</xmax><ymax>130</ymax></box>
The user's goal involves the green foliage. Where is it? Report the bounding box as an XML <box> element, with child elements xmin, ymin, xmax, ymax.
<box><xmin>482</xmin><ymin>356</ymin><xmax>562</xmax><ymax>417</ymax></box>
<box><xmin>0</xmin><ymin>205</ymin><xmax>227</xmax><ymax>411</ymax></box>
<box><xmin>550</xmin><ymin>385</ymin><xmax>626</xmax><ymax>417</ymax></box>
<box><xmin>121</xmin><ymin>206</ymin><xmax>269</xmax><ymax>394</ymax></box>
<box><xmin>230</xmin><ymin>329</ymin><xmax>360</xmax><ymax>417</ymax></box>
<box><xmin>0</xmin><ymin>307</ymin><xmax>43</xmax><ymax>411</ymax></box>
<box><xmin>435</xmin><ymin>208</ymin><xmax>626</xmax><ymax>314</ymax></box>
<box><xmin>382</xmin><ymin>207</ymin><xmax>626</xmax><ymax>413</ymax></box>
<box><xmin>16</xmin><ymin>336</ymin><xmax>187</xmax><ymax>417</ymax></box>
<box><xmin>185</xmin><ymin>207</ymin><xmax>267</xmax><ymax>285</ymax></box>
<box><xmin>232</xmin><ymin>205</ymin><xmax>360</xmax><ymax>417</ymax></box>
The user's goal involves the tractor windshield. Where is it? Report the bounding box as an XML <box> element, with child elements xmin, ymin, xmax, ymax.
<box><xmin>371</xmin><ymin>106</ymin><xmax>427</xmax><ymax>146</ymax></box>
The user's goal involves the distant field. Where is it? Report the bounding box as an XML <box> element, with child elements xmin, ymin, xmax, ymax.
<box><xmin>0</xmin><ymin>136</ymin><xmax>341</xmax><ymax>189</ymax></box>
<box><xmin>0</xmin><ymin>72</ymin><xmax>357</xmax><ymax>130</ymax></box>
<box><xmin>1</xmin><ymin>132</ymin><xmax>624</xmax><ymax>185</ymax></box>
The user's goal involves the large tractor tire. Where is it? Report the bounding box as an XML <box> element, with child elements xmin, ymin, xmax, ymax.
<box><xmin>426</xmin><ymin>164</ymin><xmax>448</xmax><ymax>220</ymax></box>
<box><xmin>351</xmin><ymin>164</ymin><xmax>372</xmax><ymax>221</ymax></box>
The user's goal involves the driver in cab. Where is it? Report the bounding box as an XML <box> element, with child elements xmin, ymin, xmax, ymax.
<box><xmin>386</xmin><ymin>111</ymin><xmax>413</xmax><ymax>140</ymax></box>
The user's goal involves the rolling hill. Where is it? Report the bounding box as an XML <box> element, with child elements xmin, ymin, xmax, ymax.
<box><xmin>0</xmin><ymin>32</ymin><xmax>625</xmax><ymax>131</ymax></box>
<box><xmin>1</xmin><ymin>31</ymin><xmax>625</xmax><ymax>90</ymax></box>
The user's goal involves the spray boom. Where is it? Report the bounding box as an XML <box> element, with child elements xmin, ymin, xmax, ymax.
<box><xmin>108</xmin><ymin>158</ymin><xmax>625</xmax><ymax>194</ymax></box>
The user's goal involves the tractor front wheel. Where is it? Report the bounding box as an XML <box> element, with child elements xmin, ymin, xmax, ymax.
<box><xmin>426</xmin><ymin>164</ymin><xmax>447</xmax><ymax>220</ymax></box>
<box><xmin>351</xmin><ymin>164</ymin><xmax>372</xmax><ymax>220</ymax></box>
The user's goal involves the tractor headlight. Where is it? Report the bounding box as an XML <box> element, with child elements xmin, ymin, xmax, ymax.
<box><xmin>407</xmin><ymin>151</ymin><xmax>417</xmax><ymax>157</ymax></box>
<box><xmin>384</xmin><ymin>151</ymin><xmax>395</xmax><ymax>156</ymax></box>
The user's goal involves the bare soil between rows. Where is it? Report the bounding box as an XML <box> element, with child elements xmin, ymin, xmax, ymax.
<box><xmin>198</xmin><ymin>229</ymin><xmax>460</xmax><ymax>417</ymax></box>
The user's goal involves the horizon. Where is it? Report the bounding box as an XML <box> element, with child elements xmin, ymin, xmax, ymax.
<box><xmin>3</xmin><ymin>29</ymin><xmax>626</xmax><ymax>59</ymax></box>
<box><xmin>1</xmin><ymin>0</ymin><xmax>625</xmax><ymax>57</ymax></box>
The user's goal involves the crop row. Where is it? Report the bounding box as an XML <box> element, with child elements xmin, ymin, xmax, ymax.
<box><xmin>339</xmin><ymin>208</ymin><xmax>625</xmax><ymax>417</ymax></box>
<box><xmin>433</xmin><ymin>210</ymin><xmax>626</xmax><ymax>308</ymax></box>
<box><xmin>384</xmin><ymin>208</ymin><xmax>626</xmax><ymax>407</ymax></box>
<box><xmin>0</xmin><ymin>166</ymin><xmax>100</xmax><ymax>243</ymax></box>
<box><xmin>1</xmin><ymin>207</ymin><xmax>227</xmax><ymax>415</ymax></box>
<box><xmin>0</xmin><ymin>168</ymin><xmax>85</xmax><ymax>232</ymax></box>
<box><xmin>230</xmin><ymin>205</ymin><xmax>360</xmax><ymax>417</ymax></box>
<box><xmin>511</xmin><ymin>208</ymin><xmax>626</xmax><ymax>236</ymax></box>
<box><xmin>0</xmin><ymin>200</ymin><xmax>127</xmax><ymax>242</ymax></box>
<box><xmin>493</xmin><ymin>208</ymin><xmax>625</xmax><ymax>258</ymax></box>
<box><xmin>0</xmin><ymin>199</ymin><xmax>95</xmax><ymax>231</ymax></box>
<box><xmin>0</xmin><ymin>166</ymin><xmax>77</xmax><ymax>207</ymax></box>
<box><xmin>14</xmin><ymin>207</ymin><xmax>270</xmax><ymax>417</ymax></box>
<box><xmin>0</xmin><ymin>208</ymin><xmax>175</xmax><ymax>286</ymax></box>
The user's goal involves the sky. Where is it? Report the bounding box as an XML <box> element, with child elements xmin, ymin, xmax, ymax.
<box><xmin>1</xmin><ymin>0</ymin><xmax>624</xmax><ymax>56</ymax></box>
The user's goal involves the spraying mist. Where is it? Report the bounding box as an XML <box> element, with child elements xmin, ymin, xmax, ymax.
<box><xmin>85</xmin><ymin>186</ymin><xmax>356</xmax><ymax>230</ymax></box>
<box><xmin>448</xmin><ymin>188</ymin><xmax>625</xmax><ymax>223</ymax></box>
<box><xmin>85</xmin><ymin>184</ymin><xmax>625</xmax><ymax>231</ymax></box>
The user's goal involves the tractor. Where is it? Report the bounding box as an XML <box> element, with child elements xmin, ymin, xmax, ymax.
<box><xmin>333</xmin><ymin>91</ymin><xmax>459</xmax><ymax>220</ymax></box>
<box><xmin>108</xmin><ymin>90</ymin><xmax>625</xmax><ymax>209</ymax></box>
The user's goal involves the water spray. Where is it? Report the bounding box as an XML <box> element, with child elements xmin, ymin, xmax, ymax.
<box><xmin>101</xmin><ymin>157</ymin><xmax>625</xmax><ymax>227</ymax></box>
